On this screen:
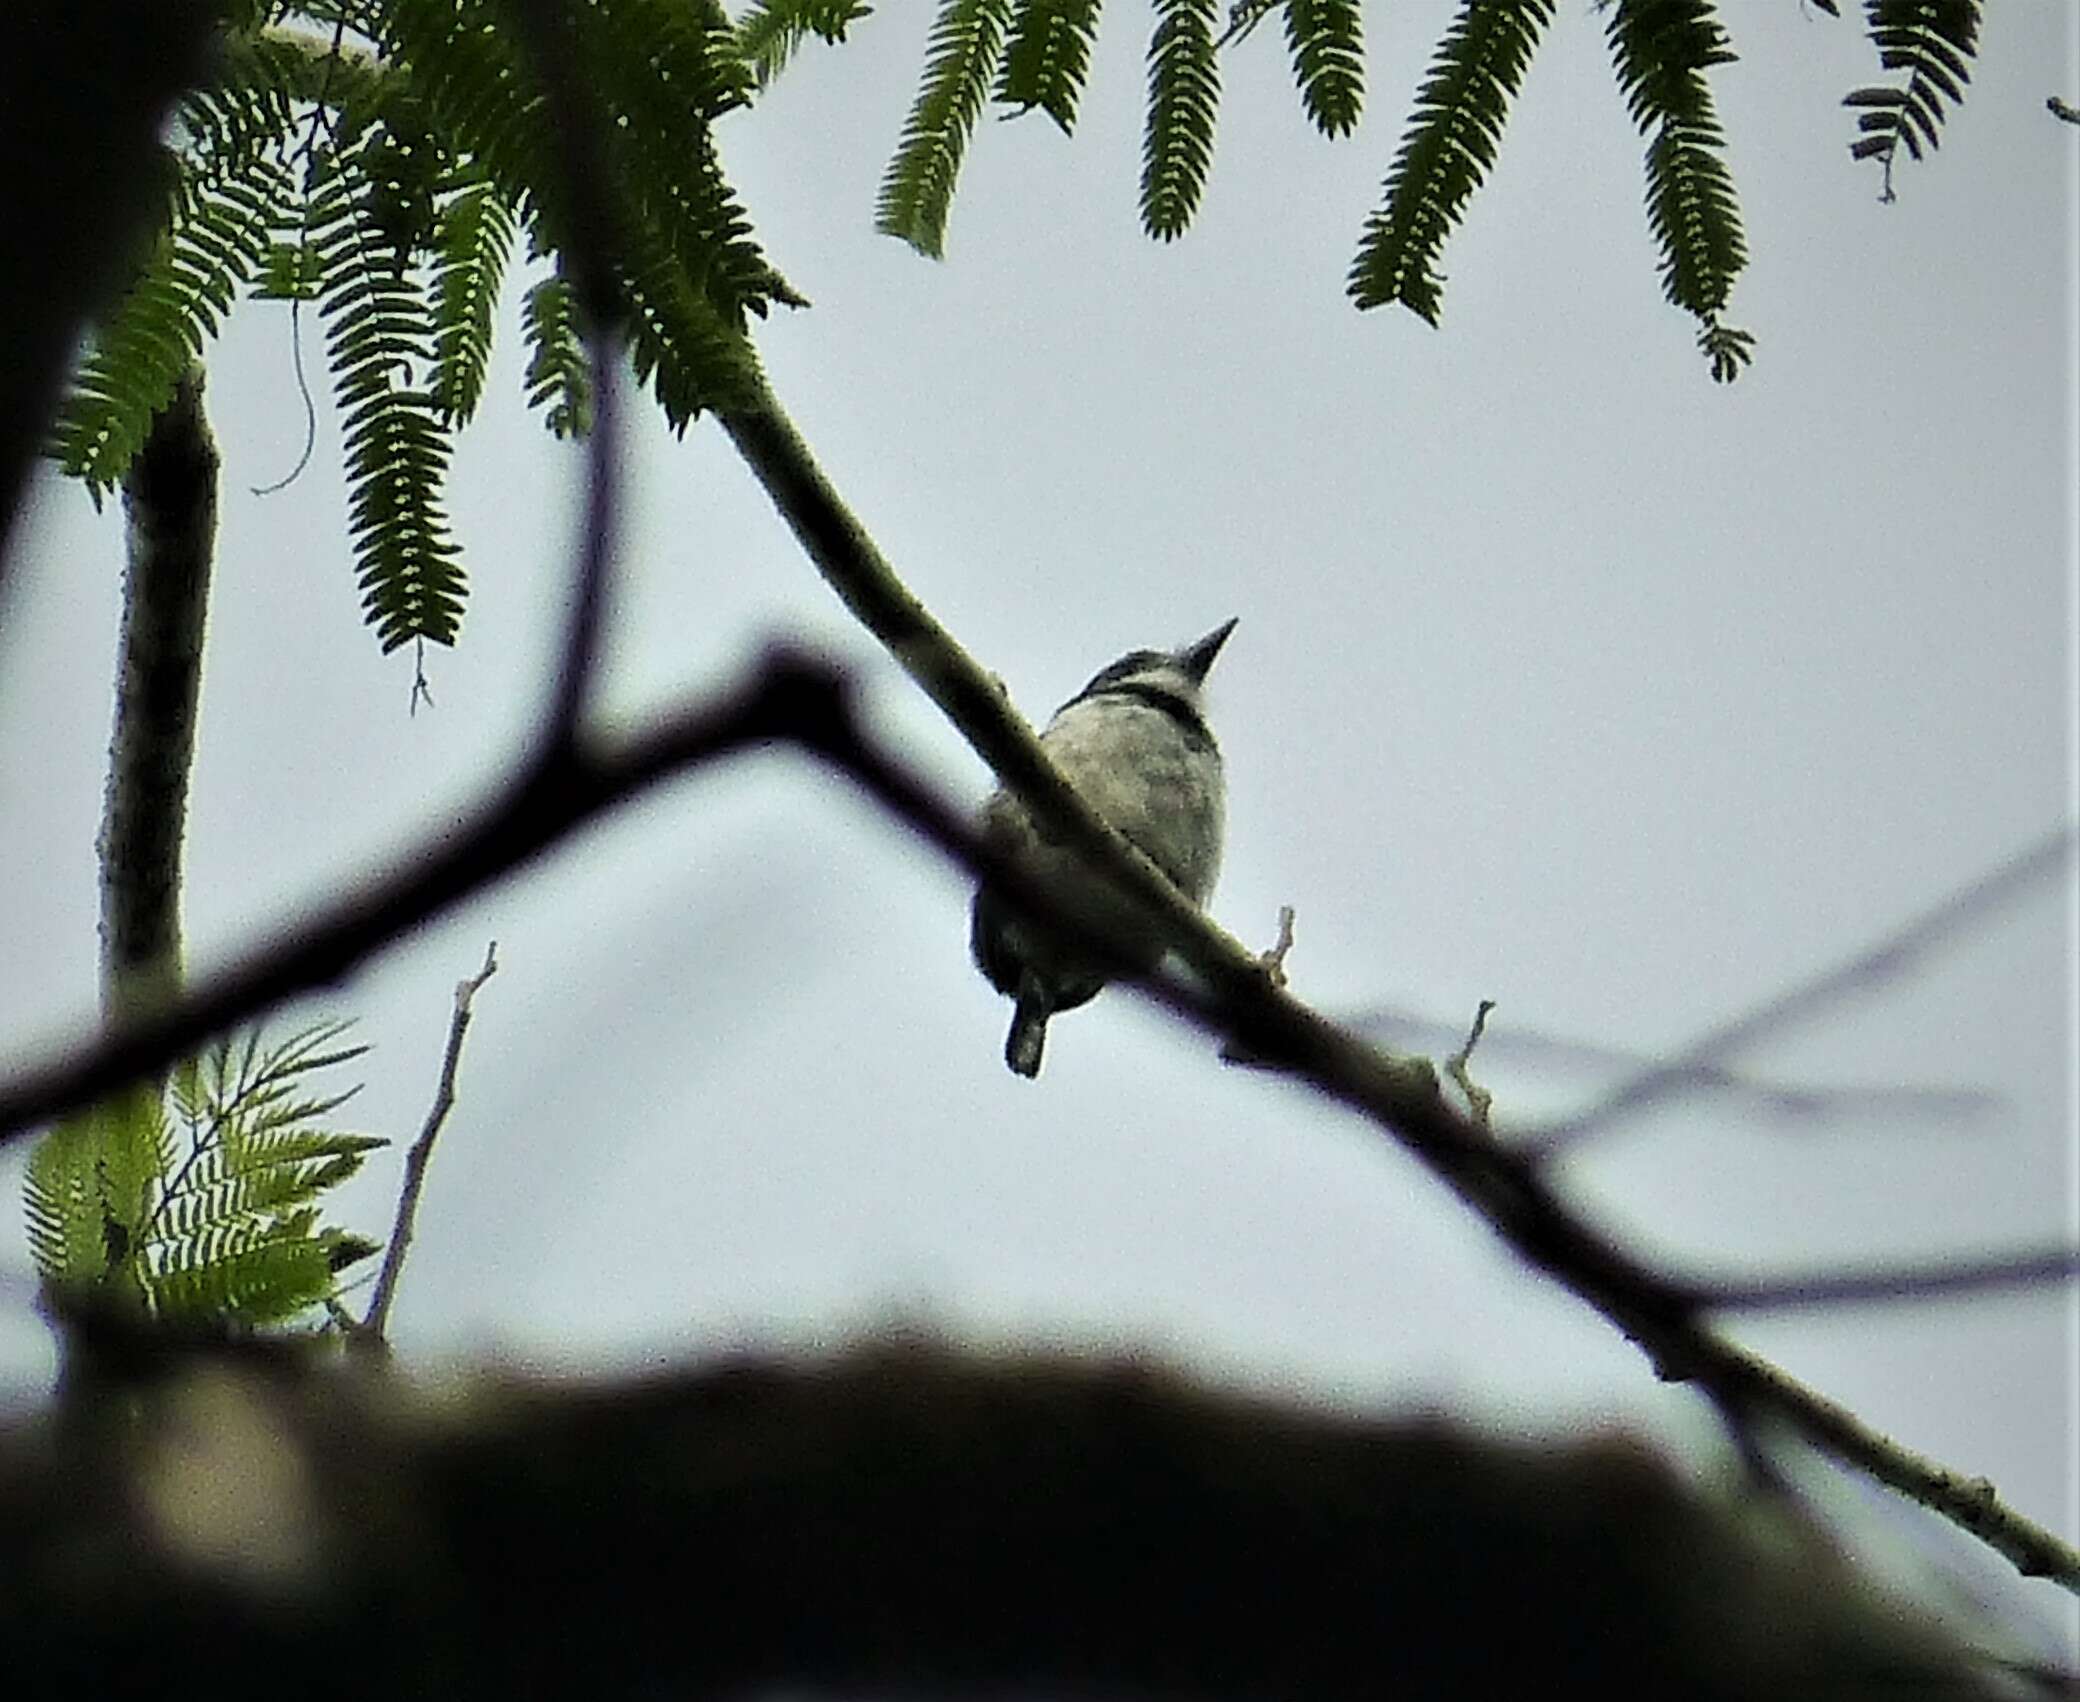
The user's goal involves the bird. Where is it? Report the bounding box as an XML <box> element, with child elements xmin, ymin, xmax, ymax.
<box><xmin>970</xmin><ymin>619</ymin><xmax>1236</xmax><ymax>1078</ymax></box>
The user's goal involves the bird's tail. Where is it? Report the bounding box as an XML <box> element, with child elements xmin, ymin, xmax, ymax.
<box><xmin>1005</xmin><ymin>982</ymin><xmax>1050</xmax><ymax>1078</ymax></box>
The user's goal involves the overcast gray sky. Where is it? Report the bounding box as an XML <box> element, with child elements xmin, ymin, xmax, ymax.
<box><xmin>2</xmin><ymin>0</ymin><xmax>2075</xmax><ymax>1660</ymax></box>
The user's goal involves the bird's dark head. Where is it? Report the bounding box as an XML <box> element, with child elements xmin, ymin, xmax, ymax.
<box><xmin>1074</xmin><ymin>619</ymin><xmax>1237</xmax><ymax>704</ymax></box>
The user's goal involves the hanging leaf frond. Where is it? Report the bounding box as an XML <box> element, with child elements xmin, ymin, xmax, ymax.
<box><xmin>1141</xmin><ymin>0</ymin><xmax>1223</xmax><ymax>240</ymax></box>
<box><xmin>1698</xmin><ymin>319</ymin><xmax>1754</xmax><ymax>383</ymax></box>
<box><xmin>735</xmin><ymin>0</ymin><xmax>874</xmax><ymax>89</ymax></box>
<box><xmin>995</xmin><ymin>0</ymin><xmax>1104</xmax><ymax>135</ymax></box>
<box><xmin>1604</xmin><ymin>0</ymin><xmax>1750</xmax><ymax>380</ymax></box>
<box><xmin>1347</xmin><ymin>0</ymin><xmax>1555</xmax><ymax>320</ymax></box>
<box><xmin>522</xmin><ymin>271</ymin><xmax>595</xmax><ymax>439</ymax></box>
<box><xmin>1283</xmin><ymin>0</ymin><xmax>1363</xmax><ymax>139</ymax></box>
<box><xmin>1844</xmin><ymin>0</ymin><xmax>1979</xmax><ymax>193</ymax></box>
<box><xmin>877</xmin><ymin>0</ymin><xmax>1017</xmax><ymax>258</ymax></box>
<box><xmin>49</xmin><ymin>160</ymin><xmax>291</xmax><ymax>504</ymax></box>
<box><xmin>310</xmin><ymin>137</ymin><xmax>466</xmax><ymax>651</ymax></box>
<box><xmin>430</xmin><ymin>172</ymin><xmax>518</xmax><ymax>425</ymax></box>
<box><xmin>619</xmin><ymin>218</ymin><xmax>767</xmax><ymax>430</ymax></box>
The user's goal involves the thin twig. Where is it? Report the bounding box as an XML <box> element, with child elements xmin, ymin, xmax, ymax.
<box><xmin>356</xmin><ymin>942</ymin><xmax>500</xmax><ymax>1351</ymax></box>
<box><xmin>1692</xmin><ymin>1246</ymin><xmax>2080</xmax><ymax>1311</ymax></box>
<box><xmin>1522</xmin><ymin>827</ymin><xmax>2077</xmax><ymax>1154</ymax></box>
<box><xmin>1445</xmin><ymin>999</ymin><xmax>1496</xmax><ymax>1132</ymax></box>
<box><xmin>1345</xmin><ymin>1005</ymin><xmax>2001</xmax><ymax>1130</ymax></box>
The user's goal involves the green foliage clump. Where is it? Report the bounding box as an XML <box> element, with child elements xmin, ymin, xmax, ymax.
<box><xmin>866</xmin><ymin>0</ymin><xmax>1983</xmax><ymax>382</ymax></box>
<box><xmin>996</xmin><ymin>0</ymin><xmax>1102</xmax><ymax>134</ymax></box>
<box><xmin>736</xmin><ymin>0</ymin><xmax>874</xmax><ymax>90</ymax></box>
<box><xmin>25</xmin><ymin>1023</ymin><xmax>382</xmax><ymax>1330</ymax></box>
<box><xmin>1603</xmin><ymin>0</ymin><xmax>1750</xmax><ymax>382</ymax></box>
<box><xmin>50</xmin><ymin>0</ymin><xmax>802</xmax><ymax>656</ymax></box>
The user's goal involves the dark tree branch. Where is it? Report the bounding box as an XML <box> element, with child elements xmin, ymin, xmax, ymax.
<box><xmin>8</xmin><ymin>647</ymin><xmax>2070</xmax><ymax>1589</ymax></box>
<box><xmin>501</xmin><ymin>0</ymin><xmax>627</xmax><ymax>749</ymax></box>
<box><xmin>0</xmin><ymin>651</ymin><xmax>830</xmax><ymax>1151</ymax></box>
<box><xmin>1691</xmin><ymin>1246</ymin><xmax>2080</xmax><ymax>1311</ymax></box>
<box><xmin>1525</xmin><ymin>825</ymin><xmax>2077</xmax><ymax>1154</ymax></box>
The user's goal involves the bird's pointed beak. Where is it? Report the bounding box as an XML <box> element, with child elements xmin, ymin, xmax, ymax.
<box><xmin>1178</xmin><ymin>618</ymin><xmax>1238</xmax><ymax>683</ymax></box>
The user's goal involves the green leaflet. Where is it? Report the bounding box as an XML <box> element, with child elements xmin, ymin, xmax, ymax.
<box><xmin>309</xmin><ymin>132</ymin><xmax>467</xmax><ymax>652</ymax></box>
<box><xmin>1348</xmin><ymin>0</ymin><xmax>1555</xmax><ymax>324</ymax></box>
<box><xmin>876</xmin><ymin>0</ymin><xmax>1016</xmax><ymax>259</ymax></box>
<box><xmin>995</xmin><ymin>0</ymin><xmax>1103</xmax><ymax>136</ymax></box>
<box><xmin>1283</xmin><ymin>0</ymin><xmax>1362</xmax><ymax>139</ymax></box>
<box><xmin>24</xmin><ymin>1022</ymin><xmax>383</xmax><ymax>1330</ymax></box>
<box><xmin>25</xmin><ymin>1085</ymin><xmax>169</xmax><ymax>1298</ymax></box>
<box><xmin>735</xmin><ymin>0</ymin><xmax>874</xmax><ymax>90</ymax></box>
<box><xmin>50</xmin><ymin>162</ymin><xmax>288</xmax><ymax>505</ymax></box>
<box><xmin>1141</xmin><ymin>0</ymin><xmax>1222</xmax><ymax>240</ymax></box>
<box><xmin>1605</xmin><ymin>0</ymin><xmax>1751</xmax><ymax>382</ymax></box>
<box><xmin>1844</xmin><ymin>0</ymin><xmax>1979</xmax><ymax>188</ymax></box>
<box><xmin>523</xmin><ymin>272</ymin><xmax>595</xmax><ymax>440</ymax></box>
<box><xmin>431</xmin><ymin>173</ymin><xmax>519</xmax><ymax>426</ymax></box>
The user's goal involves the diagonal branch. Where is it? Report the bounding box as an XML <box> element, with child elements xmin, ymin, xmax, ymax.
<box><xmin>1525</xmin><ymin>825</ymin><xmax>2076</xmax><ymax>1153</ymax></box>
<box><xmin>1</xmin><ymin>646</ymin><xmax>2070</xmax><ymax>1590</ymax></box>
<box><xmin>354</xmin><ymin>942</ymin><xmax>500</xmax><ymax>1352</ymax></box>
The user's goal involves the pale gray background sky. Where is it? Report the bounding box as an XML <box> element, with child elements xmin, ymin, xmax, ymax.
<box><xmin>2</xmin><ymin>0</ymin><xmax>2075</xmax><ymax>1660</ymax></box>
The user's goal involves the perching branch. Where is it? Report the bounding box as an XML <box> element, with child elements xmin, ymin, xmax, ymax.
<box><xmin>1</xmin><ymin>645</ymin><xmax>2072</xmax><ymax>1590</ymax></box>
<box><xmin>715</xmin><ymin>373</ymin><xmax>2078</xmax><ymax>1585</ymax></box>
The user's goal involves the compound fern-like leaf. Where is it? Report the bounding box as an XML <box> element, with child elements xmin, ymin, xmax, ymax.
<box><xmin>1605</xmin><ymin>0</ymin><xmax>1751</xmax><ymax>382</ymax></box>
<box><xmin>1347</xmin><ymin>0</ymin><xmax>1554</xmax><ymax>319</ymax></box>
<box><xmin>50</xmin><ymin>162</ymin><xmax>289</xmax><ymax>504</ymax></box>
<box><xmin>1142</xmin><ymin>0</ymin><xmax>1223</xmax><ymax>240</ymax></box>
<box><xmin>310</xmin><ymin>140</ymin><xmax>467</xmax><ymax>651</ymax></box>
<box><xmin>25</xmin><ymin>1086</ymin><xmax>170</xmax><ymax>1297</ymax></box>
<box><xmin>431</xmin><ymin>171</ymin><xmax>518</xmax><ymax>425</ymax></box>
<box><xmin>139</xmin><ymin>1020</ymin><xmax>382</xmax><ymax>1327</ymax></box>
<box><xmin>996</xmin><ymin>0</ymin><xmax>1103</xmax><ymax>135</ymax></box>
<box><xmin>1283</xmin><ymin>0</ymin><xmax>1363</xmax><ymax>139</ymax></box>
<box><xmin>619</xmin><ymin>218</ymin><xmax>767</xmax><ymax>431</ymax></box>
<box><xmin>877</xmin><ymin>0</ymin><xmax>1016</xmax><ymax>258</ymax></box>
<box><xmin>735</xmin><ymin>0</ymin><xmax>873</xmax><ymax>89</ymax></box>
<box><xmin>1844</xmin><ymin>0</ymin><xmax>1978</xmax><ymax>195</ymax></box>
<box><xmin>522</xmin><ymin>271</ymin><xmax>595</xmax><ymax>438</ymax></box>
